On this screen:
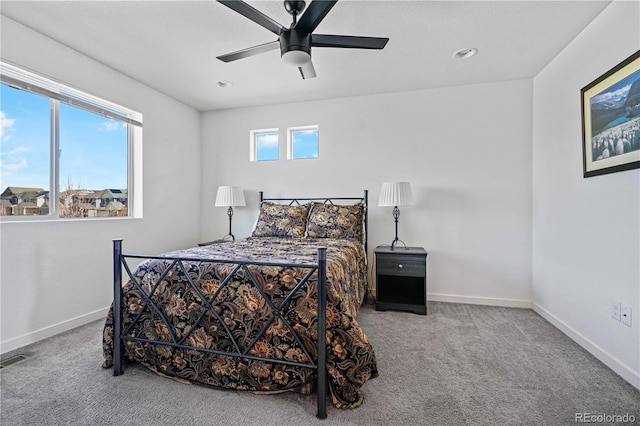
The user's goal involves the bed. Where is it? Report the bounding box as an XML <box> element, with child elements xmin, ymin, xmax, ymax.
<box><xmin>102</xmin><ymin>191</ymin><xmax>378</xmax><ymax>419</ymax></box>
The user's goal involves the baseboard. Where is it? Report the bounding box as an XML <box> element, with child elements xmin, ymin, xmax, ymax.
<box><xmin>0</xmin><ymin>307</ymin><xmax>110</xmax><ymax>355</ymax></box>
<box><xmin>428</xmin><ymin>292</ymin><xmax>532</xmax><ymax>309</ymax></box>
<box><xmin>533</xmin><ymin>302</ymin><xmax>640</xmax><ymax>391</ymax></box>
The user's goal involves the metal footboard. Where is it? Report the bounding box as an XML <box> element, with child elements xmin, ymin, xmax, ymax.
<box><xmin>112</xmin><ymin>239</ymin><xmax>329</xmax><ymax>419</ymax></box>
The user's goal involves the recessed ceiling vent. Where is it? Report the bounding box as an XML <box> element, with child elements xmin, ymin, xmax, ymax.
<box><xmin>453</xmin><ymin>48</ymin><xmax>478</xmax><ymax>59</ymax></box>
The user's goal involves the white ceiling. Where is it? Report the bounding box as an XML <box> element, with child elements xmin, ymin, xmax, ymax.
<box><xmin>1</xmin><ymin>0</ymin><xmax>611</xmax><ymax>112</ymax></box>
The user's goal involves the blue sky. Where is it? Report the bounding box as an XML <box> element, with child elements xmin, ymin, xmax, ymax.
<box><xmin>1</xmin><ymin>83</ymin><xmax>128</xmax><ymax>191</ymax></box>
<box><xmin>291</xmin><ymin>128</ymin><xmax>319</xmax><ymax>159</ymax></box>
<box><xmin>255</xmin><ymin>131</ymin><xmax>279</xmax><ymax>161</ymax></box>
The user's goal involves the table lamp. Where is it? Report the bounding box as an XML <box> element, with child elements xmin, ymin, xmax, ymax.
<box><xmin>378</xmin><ymin>182</ymin><xmax>413</xmax><ymax>250</ymax></box>
<box><xmin>215</xmin><ymin>186</ymin><xmax>246</xmax><ymax>241</ymax></box>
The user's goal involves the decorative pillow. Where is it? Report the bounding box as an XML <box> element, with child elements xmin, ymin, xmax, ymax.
<box><xmin>305</xmin><ymin>202</ymin><xmax>365</xmax><ymax>242</ymax></box>
<box><xmin>251</xmin><ymin>202</ymin><xmax>310</xmax><ymax>238</ymax></box>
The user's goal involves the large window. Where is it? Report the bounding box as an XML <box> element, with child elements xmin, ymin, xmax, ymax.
<box><xmin>0</xmin><ymin>61</ymin><xmax>142</xmax><ymax>219</ymax></box>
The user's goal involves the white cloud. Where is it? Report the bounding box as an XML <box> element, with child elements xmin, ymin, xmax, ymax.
<box><xmin>1</xmin><ymin>158</ymin><xmax>27</xmax><ymax>173</ymax></box>
<box><xmin>257</xmin><ymin>133</ymin><xmax>279</xmax><ymax>147</ymax></box>
<box><xmin>0</xmin><ymin>111</ymin><xmax>16</xmax><ymax>141</ymax></box>
<box><xmin>100</xmin><ymin>121</ymin><xmax>123</xmax><ymax>132</ymax></box>
<box><xmin>294</xmin><ymin>129</ymin><xmax>317</xmax><ymax>136</ymax></box>
<box><xmin>2</xmin><ymin>146</ymin><xmax>30</xmax><ymax>156</ymax></box>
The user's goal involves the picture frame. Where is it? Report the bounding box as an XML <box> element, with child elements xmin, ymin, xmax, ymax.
<box><xmin>581</xmin><ymin>50</ymin><xmax>640</xmax><ymax>178</ymax></box>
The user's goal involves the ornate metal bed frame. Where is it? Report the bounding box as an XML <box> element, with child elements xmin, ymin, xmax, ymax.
<box><xmin>111</xmin><ymin>191</ymin><xmax>368</xmax><ymax>419</ymax></box>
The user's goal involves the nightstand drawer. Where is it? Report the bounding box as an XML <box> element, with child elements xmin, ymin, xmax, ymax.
<box><xmin>376</xmin><ymin>255</ymin><xmax>425</xmax><ymax>277</ymax></box>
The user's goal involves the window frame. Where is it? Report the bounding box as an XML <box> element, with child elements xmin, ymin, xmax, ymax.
<box><xmin>0</xmin><ymin>60</ymin><xmax>142</xmax><ymax>221</ymax></box>
<box><xmin>250</xmin><ymin>128</ymin><xmax>279</xmax><ymax>162</ymax></box>
<box><xmin>287</xmin><ymin>125</ymin><xmax>319</xmax><ymax>160</ymax></box>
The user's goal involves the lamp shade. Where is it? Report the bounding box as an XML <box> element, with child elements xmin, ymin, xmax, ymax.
<box><xmin>378</xmin><ymin>182</ymin><xmax>413</xmax><ymax>207</ymax></box>
<box><xmin>215</xmin><ymin>186</ymin><xmax>246</xmax><ymax>207</ymax></box>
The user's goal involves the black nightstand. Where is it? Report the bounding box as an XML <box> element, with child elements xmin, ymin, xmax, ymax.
<box><xmin>375</xmin><ymin>245</ymin><xmax>427</xmax><ymax>315</ymax></box>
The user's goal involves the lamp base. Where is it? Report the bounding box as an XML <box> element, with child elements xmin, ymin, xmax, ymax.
<box><xmin>389</xmin><ymin>206</ymin><xmax>408</xmax><ymax>250</ymax></box>
<box><xmin>390</xmin><ymin>238</ymin><xmax>407</xmax><ymax>250</ymax></box>
<box><xmin>224</xmin><ymin>206</ymin><xmax>235</xmax><ymax>241</ymax></box>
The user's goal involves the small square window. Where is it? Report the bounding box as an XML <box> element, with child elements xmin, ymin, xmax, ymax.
<box><xmin>288</xmin><ymin>126</ymin><xmax>318</xmax><ymax>160</ymax></box>
<box><xmin>250</xmin><ymin>129</ymin><xmax>279</xmax><ymax>161</ymax></box>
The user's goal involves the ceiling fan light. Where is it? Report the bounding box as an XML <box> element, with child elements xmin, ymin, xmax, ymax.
<box><xmin>282</xmin><ymin>50</ymin><xmax>311</xmax><ymax>66</ymax></box>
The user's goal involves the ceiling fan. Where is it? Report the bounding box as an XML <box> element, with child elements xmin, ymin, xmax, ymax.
<box><xmin>216</xmin><ymin>0</ymin><xmax>389</xmax><ymax>79</ymax></box>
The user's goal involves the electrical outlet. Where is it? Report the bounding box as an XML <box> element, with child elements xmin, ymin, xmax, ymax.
<box><xmin>621</xmin><ymin>305</ymin><xmax>632</xmax><ymax>327</ymax></box>
<box><xmin>611</xmin><ymin>302</ymin><xmax>621</xmax><ymax>321</ymax></box>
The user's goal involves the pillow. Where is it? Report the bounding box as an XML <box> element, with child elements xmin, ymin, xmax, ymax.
<box><xmin>305</xmin><ymin>202</ymin><xmax>365</xmax><ymax>242</ymax></box>
<box><xmin>251</xmin><ymin>202</ymin><xmax>310</xmax><ymax>238</ymax></box>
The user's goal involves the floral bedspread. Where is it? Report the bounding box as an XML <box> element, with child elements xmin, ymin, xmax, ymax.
<box><xmin>102</xmin><ymin>237</ymin><xmax>378</xmax><ymax>408</ymax></box>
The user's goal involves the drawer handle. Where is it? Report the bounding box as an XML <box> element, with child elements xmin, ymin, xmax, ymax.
<box><xmin>398</xmin><ymin>264</ymin><xmax>403</xmax><ymax>269</ymax></box>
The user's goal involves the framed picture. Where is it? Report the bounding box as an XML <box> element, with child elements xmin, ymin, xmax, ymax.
<box><xmin>581</xmin><ymin>50</ymin><xmax>640</xmax><ymax>178</ymax></box>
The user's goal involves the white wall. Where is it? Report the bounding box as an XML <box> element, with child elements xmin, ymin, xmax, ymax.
<box><xmin>202</xmin><ymin>80</ymin><xmax>533</xmax><ymax>308</ymax></box>
<box><xmin>0</xmin><ymin>16</ymin><xmax>202</xmax><ymax>352</ymax></box>
<box><xmin>532</xmin><ymin>0</ymin><xmax>640</xmax><ymax>388</ymax></box>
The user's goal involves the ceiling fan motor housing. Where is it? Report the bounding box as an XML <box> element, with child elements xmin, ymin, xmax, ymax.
<box><xmin>280</xmin><ymin>30</ymin><xmax>312</xmax><ymax>65</ymax></box>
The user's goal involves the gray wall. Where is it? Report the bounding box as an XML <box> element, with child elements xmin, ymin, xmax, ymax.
<box><xmin>532</xmin><ymin>0</ymin><xmax>639</xmax><ymax>388</ymax></box>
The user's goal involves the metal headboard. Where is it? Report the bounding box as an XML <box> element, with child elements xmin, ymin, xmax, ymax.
<box><xmin>259</xmin><ymin>190</ymin><xmax>369</xmax><ymax>254</ymax></box>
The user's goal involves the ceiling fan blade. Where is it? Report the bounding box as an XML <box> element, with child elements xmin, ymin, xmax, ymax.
<box><xmin>311</xmin><ymin>34</ymin><xmax>389</xmax><ymax>49</ymax></box>
<box><xmin>217</xmin><ymin>40</ymin><xmax>280</xmax><ymax>62</ymax></box>
<box><xmin>298</xmin><ymin>61</ymin><xmax>317</xmax><ymax>79</ymax></box>
<box><xmin>217</xmin><ymin>0</ymin><xmax>285</xmax><ymax>35</ymax></box>
<box><xmin>295</xmin><ymin>0</ymin><xmax>338</xmax><ymax>33</ymax></box>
